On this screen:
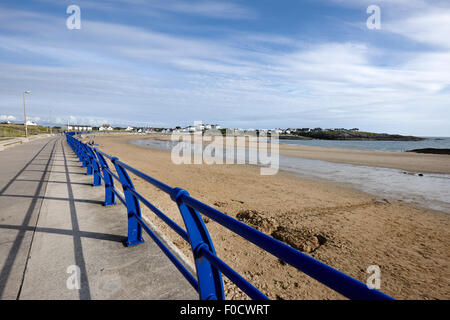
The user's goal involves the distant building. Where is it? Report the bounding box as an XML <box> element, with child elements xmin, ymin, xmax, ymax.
<box><xmin>201</xmin><ymin>124</ymin><xmax>221</xmax><ymax>130</ymax></box>
<box><xmin>125</xmin><ymin>126</ymin><xmax>134</xmax><ymax>131</ymax></box>
<box><xmin>26</xmin><ymin>120</ymin><xmax>38</xmax><ymax>126</ymax></box>
<box><xmin>178</xmin><ymin>124</ymin><xmax>221</xmax><ymax>132</ymax></box>
<box><xmin>195</xmin><ymin>124</ymin><xmax>205</xmax><ymax>131</ymax></box>
<box><xmin>99</xmin><ymin>124</ymin><xmax>113</xmax><ymax>131</ymax></box>
<box><xmin>63</xmin><ymin>124</ymin><xmax>92</xmax><ymax>131</ymax></box>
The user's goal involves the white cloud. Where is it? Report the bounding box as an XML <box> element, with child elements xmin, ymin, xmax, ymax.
<box><xmin>385</xmin><ymin>9</ymin><xmax>450</xmax><ymax>48</ymax></box>
<box><xmin>36</xmin><ymin>0</ymin><xmax>256</xmax><ymax>20</ymax></box>
<box><xmin>0</xmin><ymin>3</ymin><xmax>449</xmax><ymax>135</ymax></box>
<box><xmin>147</xmin><ymin>0</ymin><xmax>257</xmax><ymax>19</ymax></box>
<box><xmin>0</xmin><ymin>115</ymin><xmax>16</xmax><ymax>121</ymax></box>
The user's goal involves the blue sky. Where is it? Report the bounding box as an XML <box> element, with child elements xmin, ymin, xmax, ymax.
<box><xmin>0</xmin><ymin>0</ymin><xmax>449</xmax><ymax>135</ymax></box>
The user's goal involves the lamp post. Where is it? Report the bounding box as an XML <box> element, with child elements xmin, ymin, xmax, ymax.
<box><xmin>23</xmin><ymin>90</ymin><xmax>31</xmax><ymax>138</ymax></box>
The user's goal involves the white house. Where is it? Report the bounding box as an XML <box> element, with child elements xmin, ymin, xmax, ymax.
<box><xmin>26</xmin><ymin>120</ymin><xmax>37</xmax><ymax>126</ymax></box>
<box><xmin>195</xmin><ymin>124</ymin><xmax>205</xmax><ymax>131</ymax></box>
<box><xmin>125</xmin><ymin>126</ymin><xmax>134</xmax><ymax>131</ymax></box>
<box><xmin>64</xmin><ymin>125</ymin><xmax>92</xmax><ymax>131</ymax></box>
<box><xmin>99</xmin><ymin>124</ymin><xmax>113</xmax><ymax>131</ymax></box>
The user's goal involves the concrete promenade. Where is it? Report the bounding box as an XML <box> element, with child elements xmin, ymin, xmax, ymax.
<box><xmin>0</xmin><ymin>136</ymin><xmax>197</xmax><ymax>300</ymax></box>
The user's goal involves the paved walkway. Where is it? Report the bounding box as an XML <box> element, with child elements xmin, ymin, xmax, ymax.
<box><xmin>0</xmin><ymin>136</ymin><xmax>197</xmax><ymax>300</ymax></box>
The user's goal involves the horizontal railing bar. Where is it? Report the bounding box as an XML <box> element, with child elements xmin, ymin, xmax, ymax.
<box><xmin>112</xmin><ymin>188</ymin><xmax>126</xmax><ymax>205</ymax></box>
<box><xmin>127</xmin><ymin>187</ymin><xmax>190</xmax><ymax>243</ymax></box>
<box><xmin>104</xmin><ymin>167</ymin><xmax>120</xmax><ymax>182</ymax></box>
<box><xmin>179</xmin><ymin>194</ymin><xmax>393</xmax><ymax>300</ymax></box>
<box><xmin>198</xmin><ymin>246</ymin><xmax>269</xmax><ymax>300</ymax></box>
<box><xmin>115</xmin><ymin>160</ymin><xmax>174</xmax><ymax>195</ymax></box>
<box><xmin>85</xmin><ymin>146</ymin><xmax>100</xmax><ymax>163</ymax></box>
<box><xmin>97</xmin><ymin>150</ymin><xmax>115</xmax><ymax>161</ymax></box>
<box><xmin>133</xmin><ymin>213</ymin><xmax>199</xmax><ymax>291</ymax></box>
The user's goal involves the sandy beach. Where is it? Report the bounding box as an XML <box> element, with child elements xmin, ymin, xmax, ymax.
<box><xmin>92</xmin><ymin>134</ymin><xmax>450</xmax><ymax>300</ymax></box>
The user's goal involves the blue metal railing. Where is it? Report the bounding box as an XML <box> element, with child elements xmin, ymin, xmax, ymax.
<box><xmin>65</xmin><ymin>132</ymin><xmax>393</xmax><ymax>300</ymax></box>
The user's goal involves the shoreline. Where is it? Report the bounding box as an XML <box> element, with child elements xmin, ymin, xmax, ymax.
<box><xmin>128</xmin><ymin>135</ymin><xmax>450</xmax><ymax>212</ymax></box>
<box><xmin>126</xmin><ymin>133</ymin><xmax>450</xmax><ymax>174</ymax></box>
<box><xmin>278</xmin><ymin>143</ymin><xmax>450</xmax><ymax>174</ymax></box>
<box><xmin>406</xmin><ymin>148</ymin><xmax>450</xmax><ymax>155</ymax></box>
<box><xmin>91</xmin><ymin>134</ymin><xmax>450</xmax><ymax>300</ymax></box>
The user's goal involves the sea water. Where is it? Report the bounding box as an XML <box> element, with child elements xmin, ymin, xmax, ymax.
<box><xmin>131</xmin><ymin>138</ymin><xmax>450</xmax><ymax>213</ymax></box>
<box><xmin>279</xmin><ymin>137</ymin><xmax>450</xmax><ymax>152</ymax></box>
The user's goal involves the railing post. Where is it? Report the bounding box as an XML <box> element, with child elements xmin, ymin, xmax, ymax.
<box><xmin>86</xmin><ymin>146</ymin><xmax>101</xmax><ymax>186</ymax></box>
<box><xmin>76</xmin><ymin>140</ymin><xmax>86</xmax><ymax>166</ymax></box>
<box><xmin>75</xmin><ymin>139</ymin><xmax>88</xmax><ymax>168</ymax></box>
<box><xmin>95</xmin><ymin>149</ymin><xmax>116</xmax><ymax>206</ymax></box>
<box><xmin>71</xmin><ymin>138</ymin><xmax>81</xmax><ymax>161</ymax></box>
<box><xmin>112</xmin><ymin>158</ymin><xmax>144</xmax><ymax>247</ymax></box>
<box><xmin>171</xmin><ymin>187</ymin><xmax>225</xmax><ymax>300</ymax></box>
<box><xmin>72</xmin><ymin>138</ymin><xmax>79</xmax><ymax>158</ymax></box>
<box><xmin>82</xmin><ymin>144</ymin><xmax>93</xmax><ymax>175</ymax></box>
<box><xmin>66</xmin><ymin>135</ymin><xmax>73</xmax><ymax>151</ymax></box>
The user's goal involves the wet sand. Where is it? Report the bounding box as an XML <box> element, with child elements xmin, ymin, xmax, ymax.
<box><xmin>92</xmin><ymin>134</ymin><xmax>450</xmax><ymax>300</ymax></box>
<box><xmin>279</xmin><ymin>144</ymin><xmax>450</xmax><ymax>174</ymax></box>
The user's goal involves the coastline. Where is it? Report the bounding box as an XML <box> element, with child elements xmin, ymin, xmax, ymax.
<box><xmin>128</xmin><ymin>133</ymin><xmax>450</xmax><ymax>174</ymax></box>
<box><xmin>92</xmin><ymin>134</ymin><xmax>450</xmax><ymax>300</ymax></box>
<box><xmin>278</xmin><ymin>144</ymin><xmax>450</xmax><ymax>174</ymax></box>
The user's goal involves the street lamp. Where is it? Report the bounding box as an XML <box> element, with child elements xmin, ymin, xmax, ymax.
<box><xmin>23</xmin><ymin>90</ymin><xmax>31</xmax><ymax>138</ymax></box>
